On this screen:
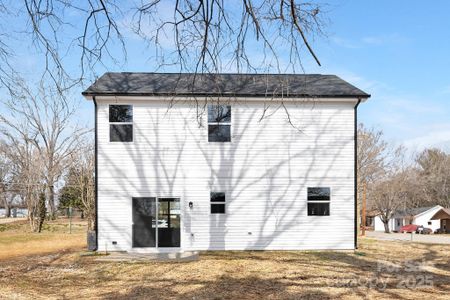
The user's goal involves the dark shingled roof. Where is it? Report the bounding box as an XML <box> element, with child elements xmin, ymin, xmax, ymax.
<box><xmin>82</xmin><ymin>73</ymin><xmax>370</xmax><ymax>98</ymax></box>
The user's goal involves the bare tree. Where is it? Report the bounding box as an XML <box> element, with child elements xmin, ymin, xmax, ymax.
<box><xmin>357</xmin><ymin>124</ymin><xmax>388</xmax><ymax>188</ymax></box>
<box><xmin>0</xmin><ymin>3</ymin><xmax>21</xmax><ymax>96</ymax></box>
<box><xmin>0</xmin><ymin>150</ymin><xmax>13</xmax><ymax>217</ymax></box>
<box><xmin>0</xmin><ymin>129</ymin><xmax>45</xmax><ymax>231</ymax></box>
<box><xmin>371</xmin><ymin>174</ymin><xmax>407</xmax><ymax>233</ymax></box>
<box><xmin>356</xmin><ymin>124</ymin><xmax>389</xmax><ymax>232</ymax></box>
<box><xmin>415</xmin><ymin>148</ymin><xmax>450</xmax><ymax>208</ymax></box>
<box><xmin>0</xmin><ymin>1</ymin><xmax>326</xmax><ymax>93</ymax></box>
<box><xmin>67</xmin><ymin>143</ymin><xmax>96</xmax><ymax>231</ymax></box>
<box><xmin>369</xmin><ymin>146</ymin><xmax>409</xmax><ymax>233</ymax></box>
<box><xmin>357</xmin><ymin>124</ymin><xmax>450</xmax><ymax>232</ymax></box>
<box><xmin>357</xmin><ymin>123</ymin><xmax>415</xmax><ymax>233</ymax></box>
<box><xmin>0</xmin><ymin>83</ymin><xmax>89</xmax><ymax>219</ymax></box>
<box><xmin>133</xmin><ymin>0</ymin><xmax>325</xmax><ymax>73</ymax></box>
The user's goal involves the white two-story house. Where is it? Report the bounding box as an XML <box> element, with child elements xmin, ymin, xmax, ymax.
<box><xmin>82</xmin><ymin>73</ymin><xmax>370</xmax><ymax>252</ymax></box>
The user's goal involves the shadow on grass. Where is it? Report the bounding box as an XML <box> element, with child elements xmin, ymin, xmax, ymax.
<box><xmin>88</xmin><ymin>247</ymin><xmax>450</xmax><ymax>299</ymax></box>
<box><xmin>2</xmin><ymin>240</ymin><xmax>450</xmax><ymax>300</ymax></box>
<box><xmin>99</xmin><ymin>275</ymin><xmax>335</xmax><ymax>300</ymax></box>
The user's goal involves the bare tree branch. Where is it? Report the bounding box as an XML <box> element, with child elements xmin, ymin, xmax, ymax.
<box><xmin>0</xmin><ymin>81</ymin><xmax>90</xmax><ymax>219</ymax></box>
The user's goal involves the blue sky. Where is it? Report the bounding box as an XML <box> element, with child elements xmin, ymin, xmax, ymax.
<box><xmin>306</xmin><ymin>0</ymin><xmax>450</xmax><ymax>153</ymax></box>
<box><xmin>3</xmin><ymin>0</ymin><xmax>450</xmax><ymax>154</ymax></box>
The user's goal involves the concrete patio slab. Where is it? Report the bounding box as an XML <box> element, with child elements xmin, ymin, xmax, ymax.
<box><xmin>94</xmin><ymin>251</ymin><xmax>199</xmax><ymax>262</ymax></box>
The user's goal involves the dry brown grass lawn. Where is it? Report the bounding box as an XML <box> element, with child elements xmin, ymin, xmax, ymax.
<box><xmin>0</xmin><ymin>219</ymin><xmax>86</xmax><ymax>260</ymax></box>
<box><xmin>0</xmin><ymin>220</ymin><xmax>449</xmax><ymax>300</ymax></box>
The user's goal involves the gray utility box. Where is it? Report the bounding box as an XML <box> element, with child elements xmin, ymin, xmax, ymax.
<box><xmin>87</xmin><ymin>231</ymin><xmax>97</xmax><ymax>251</ymax></box>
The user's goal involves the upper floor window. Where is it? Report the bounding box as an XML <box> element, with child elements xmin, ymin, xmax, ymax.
<box><xmin>210</xmin><ymin>192</ymin><xmax>226</xmax><ymax>214</ymax></box>
<box><xmin>208</xmin><ymin>105</ymin><xmax>231</xmax><ymax>142</ymax></box>
<box><xmin>109</xmin><ymin>105</ymin><xmax>133</xmax><ymax>142</ymax></box>
<box><xmin>307</xmin><ymin>187</ymin><xmax>330</xmax><ymax>216</ymax></box>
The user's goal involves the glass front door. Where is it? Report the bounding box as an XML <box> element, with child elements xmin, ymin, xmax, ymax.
<box><xmin>132</xmin><ymin>197</ymin><xmax>157</xmax><ymax>247</ymax></box>
<box><xmin>157</xmin><ymin>198</ymin><xmax>181</xmax><ymax>247</ymax></box>
<box><xmin>132</xmin><ymin>197</ymin><xmax>180</xmax><ymax>248</ymax></box>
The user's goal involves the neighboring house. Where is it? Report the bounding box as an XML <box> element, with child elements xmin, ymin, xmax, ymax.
<box><xmin>82</xmin><ymin>73</ymin><xmax>370</xmax><ymax>252</ymax></box>
<box><xmin>374</xmin><ymin>205</ymin><xmax>443</xmax><ymax>232</ymax></box>
<box><xmin>430</xmin><ymin>207</ymin><xmax>450</xmax><ymax>233</ymax></box>
<box><xmin>364</xmin><ymin>210</ymin><xmax>379</xmax><ymax>229</ymax></box>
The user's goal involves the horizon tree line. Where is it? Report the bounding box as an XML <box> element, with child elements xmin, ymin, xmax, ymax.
<box><xmin>358</xmin><ymin>124</ymin><xmax>450</xmax><ymax>233</ymax></box>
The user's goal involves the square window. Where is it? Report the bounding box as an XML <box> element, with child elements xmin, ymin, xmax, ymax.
<box><xmin>307</xmin><ymin>203</ymin><xmax>330</xmax><ymax>216</ymax></box>
<box><xmin>210</xmin><ymin>192</ymin><xmax>226</xmax><ymax>202</ymax></box>
<box><xmin>211</xmin><ymin>204</ymin><xmax>225</xmax><ymax>214</ymax></box>
<box><xmin>109</xmin><ymin>105</ymin><xmax>133</xmax><ymax>122</ymax></box>
<box><xmin>208</xmin><ymin>105</ymin><xmax>231</xmax><ymax>123</ymax></box>
<box><xmin>208</xmin><ymin>125</ymin><xmax>231</xmax><ymax>142</ymax></box>
<box><xmin>110</xmin><ymin>124</ymin><xmax>133</xmax><ymax>142</ymax></box>
<box><xmin>307</xmin><ymin>187</ymin><xmax>330</xmax><ymax>201</ymax></box>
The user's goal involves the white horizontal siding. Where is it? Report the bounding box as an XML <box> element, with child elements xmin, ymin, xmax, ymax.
<box><xmin>96</xmin><ymin>98</ymin><xmax>356</xmax><ymax>251</ymax></box>
<box><xmin>414</xmin><ymin>206</ymin><xmax>442</xmax><ymax>231</ymax></box>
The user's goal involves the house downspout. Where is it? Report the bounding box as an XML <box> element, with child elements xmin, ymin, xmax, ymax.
<box><xmin>93</xmin><ymin>96</ymin><xmax>98</xmax><ymax>251</ymax></box>
<box><xmin>354</xmin><ymin>98</ymin><xmax>361</xmax><ymax>249</ymax></box>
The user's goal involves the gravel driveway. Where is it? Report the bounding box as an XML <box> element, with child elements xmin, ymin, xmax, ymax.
<box><xmin>366</xmin><ymin>231</ymin><xmax>450</xmax><ymax>244</ymax></box>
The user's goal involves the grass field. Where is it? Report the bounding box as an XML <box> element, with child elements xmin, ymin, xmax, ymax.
<box><xmin>0</xmin><ymin>219</ymin><xmax>449</xmax><ymax>299</ymax></box>
<box><xmin>0</xmin><ymin>219</ymin><xmax>86</xmax><ymax>260</ymax></box>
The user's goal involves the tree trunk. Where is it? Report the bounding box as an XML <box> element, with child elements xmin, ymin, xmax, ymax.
<box><xmin>25</xmin><ymin>190</ymin><xmax>38</xmax><ymax>232</ymax></box>
<box><xmin>3</xmin><ymin>196</ymin><xmax>11</xmax><ymax>218</ymax></box>
<box><xmin>47</xmin><ymin>183</ymin><xmax>56</xmax><ymax>220</ymax></box>
<box><xmin>38</xmin><ymin>192</ymin><xmax>46</xmax><ymax>233</ymax></box>
<box><xmin>2</xmin><ymin>192</ymin><xmax>11</xmax><ymax>218</ymax></box>
<box><xmin>383</xmin><ymin>221</ymin><xmax>390</xmax><ymax>233</ymax></box>
<box><xmin>29</xmin><ymin>212</ymin><xmax>36</xmax><ymax>232</ymax></box>
<box><xmin>4</xmin><ymin>205</ymin><xmax>11</xmax><ymax>218</ymax></box>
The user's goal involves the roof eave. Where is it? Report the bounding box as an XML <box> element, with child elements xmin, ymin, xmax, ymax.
<box><xmin>81</xmin><ymin>91</ymin><xmax>371</xmax><ymax>99</ymax></box>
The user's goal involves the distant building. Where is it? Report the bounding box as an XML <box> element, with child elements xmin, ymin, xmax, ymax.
<box><xmin>430</xmin><ymin>207</ymin><xmax>450</xmax><ymax>233</ymax></box>
<box><xmin>374</xmin><ymin>205</ymin><xmax>442</xmax><ymax>232</ymax></box>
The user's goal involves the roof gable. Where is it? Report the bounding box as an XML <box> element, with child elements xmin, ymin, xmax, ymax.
<box><xmin>431</xmin><ymin>208</ymin><xmax>450</xmax><ymax>220</ymax></box>
<box><xmin>82</xmin><ymin>73</ymin><xmax>370</xmax><ymax>98</ymax></box>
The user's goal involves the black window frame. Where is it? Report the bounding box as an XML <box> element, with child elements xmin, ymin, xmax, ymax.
<box><xmin>208</xmin><ymin>104</ymin><xmax>231</xmax><ymax>142</ymax></box>
<box><xmin>210</xmin><ymin>192</ymin><xmax>226</xmax><ymax>214</ymax></box>
<box><xmin>307</xmin><ymin>187</ymin><xmax>330</xmax><ymax>216</ymax></box>
<box><xmin>109</xmin><ymin>105</ymin><xmax>133</xmax><ymax>142</ymax></box>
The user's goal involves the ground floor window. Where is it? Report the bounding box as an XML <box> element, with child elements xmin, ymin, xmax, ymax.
<box><xmin>210</xmin><ymin>192</ymin><xmax>226</xmax><ymax>214</ymax></box>
<box><xmin>307</xmin><ymin>187</ymin><xmax>330</xmax><ymax>216</ymax></box>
